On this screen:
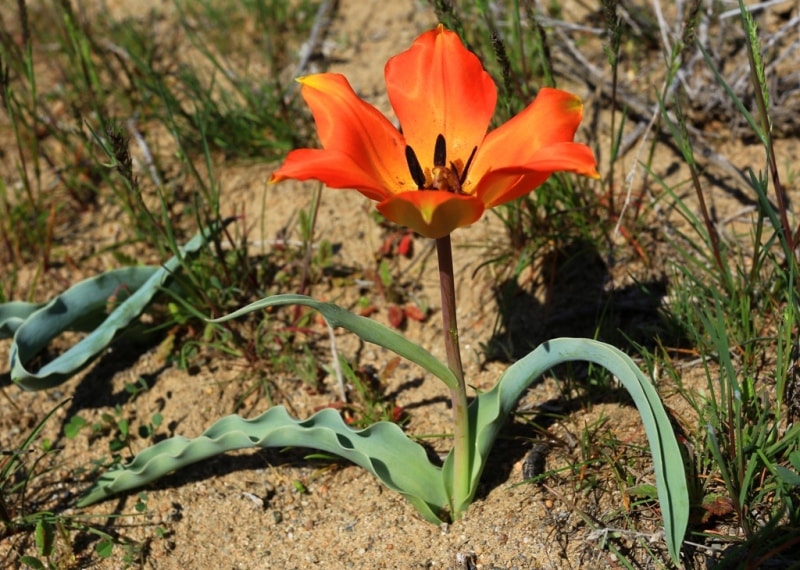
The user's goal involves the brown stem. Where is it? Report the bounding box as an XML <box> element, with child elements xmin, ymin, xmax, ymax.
<box><xmin>435</xmin><ymin>235</ymin><xmax>470</xmax><ymax>516</ymax></box>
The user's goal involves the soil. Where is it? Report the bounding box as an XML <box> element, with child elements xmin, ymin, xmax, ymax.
<box><xmin>1</xmin><ymin>0</ymin><xmax>798</xmax><ymax>569</ymax></box>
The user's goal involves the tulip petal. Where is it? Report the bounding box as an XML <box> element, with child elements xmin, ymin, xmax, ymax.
<box><xmin>270</xmin><ymin>149</ymin><xmax>389</xmax><ymax>202</ymax></box>
<box><xmin>292</xmin><ymin>74</ymin><xmax>415</xmax><ymax>197</ymax></box>
<box><xmin>476</xmin><ymin>172</ymin><xmax>551</xmax><ymax>209</ymax></box>
<box><xmin>467</xmin><ymin>88</ymin><xmax>589</xmax><ymax>188</ymax></box>
<box><xmin>385</xmin><ymin>25</ymin><xmax>496</xmax><ymax>174</ymax></box>
<box><xmin>476</xmin><ymin>142</ymin><xmax>599</xmax><ymax>207</ymax></box>
<box><xmin>377</xmin><ymin>192</ymin><xmax>485</xmax><ymax>239</ymax></box>
<box><xmin>520</xmin><ymin>142</ymin><xmax>600</xmax><ymax>178</ymax></box>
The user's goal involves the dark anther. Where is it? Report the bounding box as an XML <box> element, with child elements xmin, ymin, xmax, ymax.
<box><xmin>434</xmin><ymin>134</ymin><xmax>447</xmax><ymax>167</ymax></box>
<box><xmin>405</xmin><ymin>145</ymin><xmax>426</xmax><ymax>189</ymax></box>
<box><xmin>459</xmin><ymin>146</ymin><xmax>478</xmax><ymax>186</ymax></box>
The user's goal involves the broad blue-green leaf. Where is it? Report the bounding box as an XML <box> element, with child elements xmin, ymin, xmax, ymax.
<box><xmin>0</xmin><ymin>301</ymin><xmax>44</xmax><ymax>338</ymax></box>
<box><xmin>444</xmin><ymin>338</ymin><xmax>689</xmax><ymax>565</ymax></box>
<box><xmin>212</xmin><ymin>295</ymin><xmax>458</xmax><ymax>389</ymax></box>
<box><xmin>78</xmin><ymin>406</ymin><xmax>449</xmax><ymax>523</ymax></box>
<box><xmin>7</xmin><ymin>228</ymin><xmax>214</xmax><ymax>390</ymax></box>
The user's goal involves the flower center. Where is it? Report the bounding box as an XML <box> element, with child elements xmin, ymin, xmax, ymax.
<box><xmin>405</xmin><ymin>134</ymin><xmax>477</xmax><ymax>194</ymax></box>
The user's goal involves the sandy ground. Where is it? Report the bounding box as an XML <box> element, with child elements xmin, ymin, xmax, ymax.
<box><xmin>2</xmin><ymin>0</ymin><xmax>799</xmax><ymax>568</ymax></box>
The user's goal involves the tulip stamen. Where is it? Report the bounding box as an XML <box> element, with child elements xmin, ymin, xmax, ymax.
<box><xmin>434</xmin><ymin>133</ymin><xmax>447</xmax><ymax>168</ymax></box>
<box><xmin>459</xmin><ymin>146</ymin><xmax>478</xmax><ymax>186</ymax></box>
<box><xmin>405</xmin><ymin>145</ymin><xmax>426</xmax><ymax>189</ymax></box>
<box><xmin>431</xmin><ymin>134</ymin><xmax>463</xmax><ymax>193</ymax></box>
<box><xmin>407</xmin><ymin>136</ymin><xmax>478</xmax><ymax>194</ymax></box>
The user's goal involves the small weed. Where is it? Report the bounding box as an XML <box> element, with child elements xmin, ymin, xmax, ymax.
<box><xmin>0</xmin><ymin>0</ymin><xmax>323</xmax><ymax>376</ymax></box>
<box><xmin>647</xmin><ymin>1</ymin><xmax>800</xmax><ymax>563</ymax></box>
<box><xmin>328</xmin><ymin>357</ymin><xmax>407</xmax><ymax>428</ymax></box>
<box><xmin>1</xmin><ymin>402</ymin><xmax>153</xmax><ymax>567</ymax></box>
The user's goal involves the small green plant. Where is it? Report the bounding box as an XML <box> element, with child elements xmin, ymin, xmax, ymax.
<box><xmin>0</xmin><ymin>401</ymin><xmax>150</xmax><ymax>568</ymax></box>
<box><xmin>637</xmin><ymin>0</ymin><xmax>800</xmax><ymax>563</ymax></box>
<box><xmin>0</xmin><ymin>0</ymin><xmax>322</xmax><ymax>376</ymax></box>
<box><xmin>64</xmin><ymin>401</ymin><xmax>163</xmax><ymax>473</ymax></box>
<box><xmin>327</xmin><ymin>356</ymin><xmax>407</xmax><ymax>428</ymax></box>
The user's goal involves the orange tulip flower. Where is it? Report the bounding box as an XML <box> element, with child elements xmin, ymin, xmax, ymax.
<box><xmin>270</xmin><ymin>25</ymin><xmax>599</xmax><ymax>239</ymax></box>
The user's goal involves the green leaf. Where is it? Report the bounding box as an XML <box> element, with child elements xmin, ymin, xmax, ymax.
<box><xmin>78</xmin><ymin>406</ymin><xmax>450</xmax><ymax>523</ymax></box>
<box><xmin>117</xmin><ymin>419</ymin><xmax>129</xmax><ymax>437</ymax></box>
<box><xmin>776</xmin><ymin>465</ymin><xmax>800</xmax><ymax>487</ymax></box>
<box><xmin>447</xmin><ymin>338</ymin><xmax>689</xmax><ymax>565</ymax></box>
<box><xmin>95</xmin><ymin>539</ymin><xmax>114</xmax><ymax>558</ymax></box>
<box><xmin>626</xmin><ymin>483</ymin><xmax>658</xmax><ymax>499</ymax></box>
<box><xmin>211</xmin><ymin>295</ymin><xmax>458</xmax><ymax>389</ymax></box>
<box><xmin>0</xmin><ymin>301</ymin><xmax>44</xmax><ymax>338</ymax></box>
<box><xmin>5</xmin><ymin>227</ymin><xmax>218</xmax><ymax>390</ymax></box>
<box><xmin>18</xmin><ymin>556</ymin><xmax>46</xmax><ymax>570</ymax></box>
<box><xmin>789</xmin><ymin>449</ymin><xmax>800</xmax><ymax>472</ymax></box>
<box><xmin>35</xmin><ymin>518</ymin><xmax>54</xmax><ymax>557</ymax></box>
<box><xmin>63</xmin><ymin>415</ymin><xmax>88</xmax><ymax>439</ymax></box>
<box><xmin>696</xmin><ymin>40</ymin><xmax>766</xmax><ymax>146</ymax></box>
<box><xmin>9</xmin><ymin>266</ymin><xmax>157</xmax><ymax>390</ymax></box>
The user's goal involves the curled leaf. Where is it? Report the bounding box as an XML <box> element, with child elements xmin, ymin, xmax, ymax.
<box><xmin>78</xmin><ymin>406</ymin><xmax>449</xmax><ymax>523</ymax></box>
<box><xmin>0</xmin><ymin>301</ymin><xmax>45</xmax><ymax>338</ymax></box>
<box><xmin>5</xmin><ymin>226</ymin><xmax>221</xmax><ymax>390</ymax></box>
<box><xmin>445</xmin><ymin>338</ymin><xmax>689</xmax><ymax>565</ymax></box>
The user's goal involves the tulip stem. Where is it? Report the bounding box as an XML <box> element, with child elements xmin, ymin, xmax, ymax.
<box><xmin>435</xmin><ymin>235</ymin><xmax>470</xmax><ymax>518</ymax></box>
